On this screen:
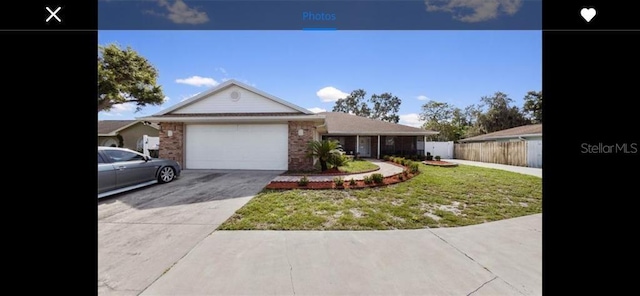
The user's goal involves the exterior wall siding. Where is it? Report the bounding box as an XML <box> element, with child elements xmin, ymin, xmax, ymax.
<box><xmin>173</xmin><ymin>85</ymin><xmax>297</xmax><ymax>114</ymax></box>
<box><xmin>159</xmin><ymin>122</ymin><xmax>185</xmax><ymax>165</ymax></box>
<box><xmin>119</xmin><ymin>124</ymin><xmax>159</xmax><ymax>151</ymax></box>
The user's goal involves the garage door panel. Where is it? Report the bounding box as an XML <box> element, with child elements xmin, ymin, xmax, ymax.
<box><xmin>185</xmin><ymin>124</ymin><xmax>288</xmax><ymax>170</ymax></box>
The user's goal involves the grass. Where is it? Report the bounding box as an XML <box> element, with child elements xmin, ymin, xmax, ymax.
<box><xmin>287</xmin><ymin>158</ymin><xmax>379</xmax><ymax>175</ymax></box>
<box><xmin>337</xmin><ymin>159</ymin><xmax>379</xmax><ymax>173</ymax></box>
<box><xmin>218</xmin><ymin>164</ymin><xmax>542</xmax><ymax>230</ymax></box>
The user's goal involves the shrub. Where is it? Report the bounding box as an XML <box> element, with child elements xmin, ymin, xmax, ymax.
<box><xmin>383</xmin><ymin>155</ymin><xmax>390</xmax><ymax>161</ymax></box>
<box><xmin>398</xmin><ymin>174</ymin><xmax>404</xmax><ymax>181</ymax></box>
<box><xmin>371</xmin><ymin>173</ymin><xmax>384</xmax><ymax>184</ymax></box>
<box><xmin>363</xmin><ymin>175</ymin><xmax>373</xmax><ymax>184</ymax></box>
<box><xmin>298</xmin><ymin>176</ymin><xmax>309</xmax><ymax>186</ymax></box>
<box><xmin>409</xmin><ymin>162</ymin><xmax>420</xmax><ymax>174</ymax></box>
<box><xmin>435</xmin><ymin>155</ymin><xmax>441</xmax><ymax>161</ymax></box>
<box><xmin>349</xmin><ymin>178</ymin><xmax>357</xmax><ymax>185</ymax></box>
<box><xmin>418</xmin><ymin>155</ymin><xmax>426</xmax><ymax>161</ymax></box>
<box><xmin>334</xmin><ymin>177</ymin><xmax>344</xmax><ymax>187</ymax></box>
<box><xmin>327</xmin><ymin>153</ymin><xmax>349</xmax><ymax>168</ymax></box>
<box><xmin>403</xmin><ymin>169</ymin><xmax>409</xmax><ymax>177</ymax></box>
<box><xmin>395</xmin><ymin>157</ymin><xmax>404</xmax><ymax>164</ymax></box>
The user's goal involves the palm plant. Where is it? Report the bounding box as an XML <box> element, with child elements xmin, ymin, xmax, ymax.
<box><xmin>307</xmin><ymin>139</ymin><xmax>342</xmax><ymax>171</ymax></box>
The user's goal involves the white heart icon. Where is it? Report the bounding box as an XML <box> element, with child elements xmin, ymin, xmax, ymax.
<box><xmin>581</xmin><ymin>8</ymin><xmax>596</xmax><ymax>22</ymax></box>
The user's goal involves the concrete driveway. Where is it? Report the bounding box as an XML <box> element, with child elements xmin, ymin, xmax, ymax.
<box><xmin>98</xmin><ymin>169</ymin><xmax>283</xmax><ymax>295</ymax></box>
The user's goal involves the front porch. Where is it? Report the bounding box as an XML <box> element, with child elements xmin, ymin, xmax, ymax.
<box><xmin>322</xmin><ymin>135</ymin><xmax>427</xmax><ymax>159</ymax></box>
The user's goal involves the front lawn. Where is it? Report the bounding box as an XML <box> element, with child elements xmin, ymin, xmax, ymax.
<box><xmin>337</xmin><ymin>159</ymin><xmax>379</xmax><ymax>173</ymax></box>
<box><xmin>218</xmin><ymin>164</ymin><xmax>542</xmax><ymax>230</ymax></box>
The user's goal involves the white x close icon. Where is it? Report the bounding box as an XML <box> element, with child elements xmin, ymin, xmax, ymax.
<box><xmin>46</xmin><ymin>7</ymin><xmax>62</xmax><ymax>23</ymax></box>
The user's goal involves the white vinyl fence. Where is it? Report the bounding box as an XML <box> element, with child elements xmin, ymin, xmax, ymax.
<box><xmin>424</xmin><ymin>141</ymin><xmax>454</xmax><ymax>159</ymax></box>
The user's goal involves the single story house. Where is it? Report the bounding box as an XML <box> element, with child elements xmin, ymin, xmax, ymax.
<box><xmin>139</xmin><ymin>80</ymin><xmax>437</xmax><ymax>171</ymax></box>
<box><xmin>457</xmin><ymin>124</ymin><xmax>542</xmax><ymax>168</ymax></box>
<box><xmin>98</xmin><ymin>120</ymin><xmax>160</xmax><ymax>151</ymax></box>
<box><xmin>458</xmin><ymin>124</ymin><xmax>542</xmax><ymax>143</ymax></box>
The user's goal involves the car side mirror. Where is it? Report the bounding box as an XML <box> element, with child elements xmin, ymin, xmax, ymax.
<box><xmin>144</xmin><ymin>155</ymin><xmax>151</xmax><ymax>161</ymax></box>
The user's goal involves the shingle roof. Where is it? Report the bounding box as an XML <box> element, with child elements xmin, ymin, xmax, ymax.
<box><xmin>320</xmin><ymin>112</ymin><xmax>437</xmax><ymax>135</ymax></box>
<box><xmin>98</xmin><ymin>120</ymin><xmax>137</xmax><ymax>135</ymax></box>
<box><xmin>459</xmin><ymin>124</ymin><xmax>542</xmax><ymax>142</ymax></box>
<box><xmin>98</xmin><ymin>120</ymin><xmax>158</xmax><ymax>135</ymax></box>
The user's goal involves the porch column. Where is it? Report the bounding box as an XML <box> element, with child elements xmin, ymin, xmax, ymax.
<box><xmin>356</xmin><ymin>135</ymin><xmax>359</xmax><ymax>156</ymax></box>
<box><xmin>424</xmin><ymin>135</ymin><xmax>427</xmax><ymax>156</ymax></box>
<box><xmin>377</xmin><ymin>135</ymin><xmax>381</xmax><ymax>159</ymax></box>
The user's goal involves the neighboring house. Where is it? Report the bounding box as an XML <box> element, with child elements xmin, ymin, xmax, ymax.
<box><xmin>139</xmin><ymin>80</ymin><xmax>437</xmax><ymax>171</ymax></box>
<box><xmin>98</xmin><ymin>120</ymin><xmax>160</xmax><ymax>151</ymax></box>
<box><xmin>457</xmin><ymin>124</ymin><xmax>542</xmax><ymax>168</ymax></box>
<box><xmin>458</xmin><ymin>124</ymin><xmax>542</xmax><ymax>143</ymax></box>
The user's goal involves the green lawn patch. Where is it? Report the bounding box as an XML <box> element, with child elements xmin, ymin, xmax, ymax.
<box><xmin>218</xmin><ymin>164</ymin><xmax>542</xmax><ymax>230</ymax></box>
<box><xmin>337</xmin><ymin>159</ymin><xmax>379</xmax><ymax>173</ymax></box>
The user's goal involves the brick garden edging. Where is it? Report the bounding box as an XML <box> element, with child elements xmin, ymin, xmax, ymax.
<box><xmin>265</xmin><ymin>161</ymin><xmax>419</xmax><ymax>190</ymax></box>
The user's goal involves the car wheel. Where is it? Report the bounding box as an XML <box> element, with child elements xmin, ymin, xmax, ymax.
<box><xmin>158</xmin><ymin>166</ymin><xmax>176</xmax><ymax>183</ymax></box>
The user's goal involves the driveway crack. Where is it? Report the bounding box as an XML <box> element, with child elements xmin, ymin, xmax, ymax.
<box><xmin>466</xmin><ymin>276</ymin><xmax>497</xmax><ymax>296</ymax></box>
<box><xmin>427</xmin><ymin>229</ymin><xmax>526</xmax><ymax>296</ymax></box>
<box><xmin>284</xmin><ymin>235</ymin><xmax>296</xmax><ymax>295</ymax></box>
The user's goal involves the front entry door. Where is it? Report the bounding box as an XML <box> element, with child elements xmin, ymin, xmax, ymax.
<box><xmin>359</xmin><ymin>137</ymin><xmax>371</xmax><ymax>157</ymax></box>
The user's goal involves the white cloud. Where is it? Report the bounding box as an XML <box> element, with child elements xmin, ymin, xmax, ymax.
<box><xmin>155</xmin><ymin>0</ymin><xmax>210</xmax><ymax>25</ymax></box>
<box><xmin>307</xmin><ymin>107</ymin><xmax>327</xmax><ymax>113</ymax></box>
<box><xmin>175</xmin><ymin>76</ymin><xmax>219</xmax><ymax>87</ymax></box>
<box><xmin>425</xmin><ymin>0</ymin><xmax>522</xmax><ymax>23</ymax></box>
<box><xmin>316</xmin><ymin>86</ymin><xmax>349</xmax><ymax>102</ymax></box>
<box><xmin>99</xmin><ymin>102</ymin><xmax>135</xmax><ymax>117</ymax></box>
<box><xmin>399</xmin><ymin>113</ymin><xmax>425</xmax><ymax>128</ymax></box>
<box><xmin>112</xmin><ymin>102</ymin><xmax>136</xmax><ymax>112</ymax></box>
<box><xmin>417</xmin><ymin>95</ymin><xmax>429</xmax><ymax>101</ymax></box>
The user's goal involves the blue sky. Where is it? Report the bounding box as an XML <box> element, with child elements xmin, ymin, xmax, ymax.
<box><xmin>98</xmin><ymin>30</ymin><xmax>541</xmax><ymax>127</ymax></box>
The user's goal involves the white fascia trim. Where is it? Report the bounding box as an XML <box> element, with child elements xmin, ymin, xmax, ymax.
<box><xmin>137</xmin><ymin>115</ymin><xmax>326</xmax><ymax>123</ymax></box>
<box><xmin>153</xmin><ymin>80</ymin><xmax>312</xmax><ymax>116</ymax></box>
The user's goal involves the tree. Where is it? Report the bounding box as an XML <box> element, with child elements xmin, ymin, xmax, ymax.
<box><xmin>98</xmin><ymin>43</ymin><xmax>165</xmax><ymax>113</ymax></box>
<box><xmin>332</xmin><ymin>89</ymin><xmax>371</xmax><ymax>117</ymax></box>
<box><xmin>332</xmin><ymin>89</ymin><xmax>402</xmax><ymax>123</ymax></box>
<box><xmin>306</xmin><ymin>139</ymin><xmax>343</xmax><ymax>171</ymax></box>
<box><xmin>523</xmin><ymin>90</ymin><xmax>542</xmax><ymax>123</ymax></box>
<box><xmin>419</xmin><ymin>101</ymin><xmax>467</xmax><ymax>141</ymax></box>
<box><xmin>476</xmin><ymin>92</ymin><xmax>530</xmax><ymax>133</ymax></box>
<box><xmin>370</xmin><ymin>93</ymin><xmax>401</xmax><ymax>123</ymax></box>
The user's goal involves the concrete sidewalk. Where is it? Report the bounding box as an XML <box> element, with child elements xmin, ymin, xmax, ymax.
<box><xmin>272</xmin><ymin>159</ymin><xmax>404</xmax><ymax>182</ymax></box>
<box><xmin>141</xmin><ymin>214</ymin><xmax>542</xmax><ymax>295</ymax></box>
<box><xmin>443</xmin><ymin>159</ymin><xmax>542</xmax><ymax>178</ymax></box>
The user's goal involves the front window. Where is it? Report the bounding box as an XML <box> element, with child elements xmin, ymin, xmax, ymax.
<box><xmin>386</xmin><ymin>137</ymin><xmax>395</xmax><ymax>146</ymax></box>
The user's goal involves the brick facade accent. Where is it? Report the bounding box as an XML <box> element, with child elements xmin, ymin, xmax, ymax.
<box><xmin>158</xmin><ymin>122</ymin><xmax>184</xmax><ymax>165</ymax></box>
<box><xmin>288</xmin><ymin>121</ymin><xmax>315</xmax><ymax>171</ymax></box>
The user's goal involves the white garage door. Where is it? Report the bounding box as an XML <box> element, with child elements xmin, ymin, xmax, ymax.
<box><xmin>185</xmin><ymin>124</ymin><xmax>288</xmax><ymax>170</ymax></box>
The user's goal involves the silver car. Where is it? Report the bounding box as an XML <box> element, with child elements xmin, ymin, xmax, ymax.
<box><xmin>98</xmin><ymin>146</ymin><xmax>181</xmax><ymax>198</ymax></box>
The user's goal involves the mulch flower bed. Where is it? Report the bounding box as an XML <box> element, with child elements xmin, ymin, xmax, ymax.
<box><xmin>282</xmin><ymin>167</ymin><xmax>380</xmax><ymax>176</ymax></box>
<box><xmin>265</xmin><ymin>162</ymin><xmax>418</xmax><ymax>190</ymax></box>
<box><xmin>423</xmin><ymin>160</ymin><xmax>459</xmax><ymax>167</ymax></box>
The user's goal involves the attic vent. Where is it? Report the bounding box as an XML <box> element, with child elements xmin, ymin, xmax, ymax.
<box><xmin>230</xmin><ymin>91</ymin><xmax>241</xmax><ymax>102</ymax></box>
